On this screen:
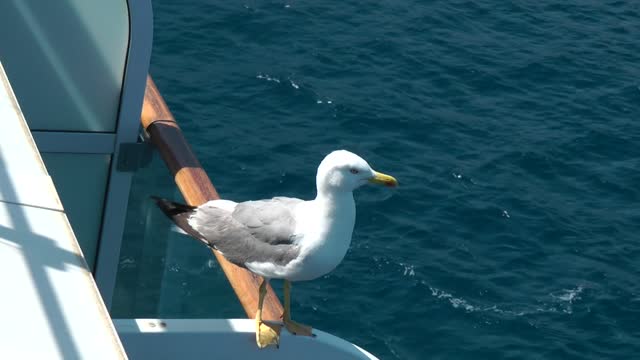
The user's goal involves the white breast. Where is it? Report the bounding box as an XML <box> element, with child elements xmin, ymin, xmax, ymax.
<box><xmin>284</xmin><ymin>195</ymin><xmax>356</xmax><ymax>281</ymax></box>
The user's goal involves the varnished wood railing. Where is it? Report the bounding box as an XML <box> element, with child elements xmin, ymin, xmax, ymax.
<box><xmin>140</xmin><ymin>75</ymin><xmax>283</xmax><ymax>320</ymax></box>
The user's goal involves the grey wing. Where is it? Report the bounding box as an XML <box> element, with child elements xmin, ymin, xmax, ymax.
<box><xmin>231</xmin><ymin>197</ymin><xmax>304</xmax><ymax>245</ymax></box>
<box><xmin>187</xmin><ymin>198</ymin><xmax>302</xmax><ymax>267</ymax></box>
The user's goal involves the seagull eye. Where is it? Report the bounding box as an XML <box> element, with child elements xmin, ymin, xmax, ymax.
<box><xmin>350</xmin><ymin>168</ymin><xmax>359</xmax><ymax>174</ymax></box>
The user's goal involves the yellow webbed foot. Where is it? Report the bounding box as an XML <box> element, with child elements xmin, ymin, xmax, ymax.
<box><xmin>283</xmin><ymin>319</ymin><xmax>313</xmax><ymax>337</ymax></box>
<box><xmin>255</xmin><ymin>315</ymin><xmax>282</xmax><ymax>349</ymax></box>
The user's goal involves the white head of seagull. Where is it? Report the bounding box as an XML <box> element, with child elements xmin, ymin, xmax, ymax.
<box><xmin>315</xmin><ymin>150</ymin><xmax>398</xmax><ymax>196</ymax></box>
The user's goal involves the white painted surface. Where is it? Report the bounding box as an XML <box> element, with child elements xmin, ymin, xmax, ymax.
<box><xmin>115</xmin><ymin>319</ymin><xmax>379</xmax><ymax>360</ymax></box>
<box><xmin>0</xmin><ymin>171</ymin><xmax>61</xmax><ymax>211</ymax></box>
<box><xmin>0</xmin><ymin>62</ymin><xmax>126</xmax><ymax>359</ymax></box>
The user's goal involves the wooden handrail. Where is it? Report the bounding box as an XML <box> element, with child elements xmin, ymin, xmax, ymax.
<box><xmin>140</xmin><ymin>75</ymin><xmax>283</xmax><ymax>320</ymax></box>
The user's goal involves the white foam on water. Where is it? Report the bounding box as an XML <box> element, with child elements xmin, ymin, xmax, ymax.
<box><xmin>552</xmin><ymin>286</ymin><xmax>584</xmax><ymax>302</ymax></box>
<box><xmin>399</xmin><ymin>262</ymin><xmax>415</xmax><ymax>276</ymax></box>
<box><xmin>550</xmin><ymin>286</ymin><xmax>584</xmax><ymax>314</ymax></box>
<box><xmin>256</xmin><ymin>73</ymin><xmax>281</xmax><ymax>83</ymax></box>
<box><xmin>429</xmin><ymin>286</ymin><xmax>476</xmax><ymax>312</ymax></box>
<box><xmin>119</xmin><ymin>257</ymin><xmax>136</xmax><ymax>269</ymax></box>
<box><xmin>427</xmin><ymin>283</ymin><xmax>587</xmax><ymax>317</ymax></box>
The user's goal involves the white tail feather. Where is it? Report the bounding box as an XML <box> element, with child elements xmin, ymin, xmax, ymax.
<box><xmin>170</xmin><ymin>224</ymin><xmax>189</xmax><ymax>235</ymax></box>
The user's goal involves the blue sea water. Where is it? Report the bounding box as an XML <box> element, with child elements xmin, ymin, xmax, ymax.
<box><xmin>113</xmin><ymin>1</ymin><xmax>640</xmax><ymax>359</ymax></box>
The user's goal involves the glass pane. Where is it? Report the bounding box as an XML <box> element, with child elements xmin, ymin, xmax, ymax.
<box><xmin>0</xmin><ymin>0</ymin><xmax>128</xmax><ymax>132</ymax></box>
<box><xmin>111</xmin><ymin>150</ymin><xmax>243</xmax><ymax>318</ymax></box>
<box><xmin>41</xmin><ymin>153</ymin><xmax>111</xmax><ymax>270</ymax></box>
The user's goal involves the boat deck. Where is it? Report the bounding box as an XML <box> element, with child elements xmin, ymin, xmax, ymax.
<box><xmin>0</xmin><ymin>62</ymin><xmax>126</xmax><ymax>359</ymax></box>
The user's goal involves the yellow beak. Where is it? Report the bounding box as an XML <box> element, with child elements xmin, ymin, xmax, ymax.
<box><xmin>368</xmin><ymin>171</ymin><xmax>398</xmax><ymax>188</ymax></box>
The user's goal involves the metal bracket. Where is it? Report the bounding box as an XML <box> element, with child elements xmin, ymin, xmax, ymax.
<box><xmin>116</xmin><ymin>136</ymin><xmax>153</xmax><ymax>172</ymax></box>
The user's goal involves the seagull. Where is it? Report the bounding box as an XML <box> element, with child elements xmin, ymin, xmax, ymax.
<box><xmin>153</xmin><ymin>150</ymin><xmax>398</xmax><ymax>348</ymax></box>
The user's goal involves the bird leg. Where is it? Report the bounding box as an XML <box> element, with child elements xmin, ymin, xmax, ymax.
<box><xmin>282</xmin><ymin>280</ymin><xmax>313</xmax><ymax>337</ymax></box>
<box><xmin>255</xmin><ymin>278</ymin><xmax>281</xmax><ymax>348</ymax></box>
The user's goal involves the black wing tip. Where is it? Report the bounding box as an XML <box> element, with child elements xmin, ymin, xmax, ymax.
<box><xmin>150</xmin><ymin>196</ymin><xmax>212</xmax><ymax>246</ymax></box>
<box><xmin>150</xmin><ymin>196</ymin><xmax>197</xmax><ymax>216</ymax></box>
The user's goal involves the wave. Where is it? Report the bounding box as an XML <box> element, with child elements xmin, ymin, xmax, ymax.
<box><xmin>428</xmin><ymin>283</ymin><xmax>586</xmax><ymax>316</ymax></box>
